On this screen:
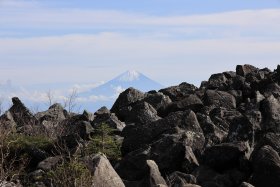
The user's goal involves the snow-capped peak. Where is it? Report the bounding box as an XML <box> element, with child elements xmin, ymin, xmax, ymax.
<box><xmin>118</xmin><ymin>70</ymin><xmax>140</xmax><ymax>82</ymax></box>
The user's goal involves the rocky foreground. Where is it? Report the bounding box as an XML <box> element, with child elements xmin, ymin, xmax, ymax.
<box><xmin>1</xmin><ymin>64</ymin><xmax>280</xmax><ymax>187</ymax></box>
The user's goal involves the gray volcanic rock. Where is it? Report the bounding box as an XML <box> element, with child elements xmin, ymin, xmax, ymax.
<box><xmin>204</xmin><ymin>90</ymin><xmax>236</xmax><ymax>109</ymax></box>
<box><xmin>141</xmin><ymin>160</ymin><xmax>167</xmax><ymax>187</ymax></box>
<box><xmin>162</xmin><ymin>94</ymin><xmax>204</xmax><ymax>116</ymax></box>
<box><xmin>143</xmin><ymin>92</ymin><xmax>172</xmax><ymax>111</ymax></box>
<box><xmin>159</xmin><ymin>82</ymin><xmax>197</xmax><ymax>101</ymax></box>
<box><xmin>236</xmin><ymin>64</ymin><xmax>259</xmax><ymax>77</ymax></box>
<box><xmin>0</xmin><ymin>97</ymin><xmax>40</xmax><ymax>134</ymax></box>
<box><xmin>202</xmin><ymin>142</ymin><xmax>249</xmax><ymax>171</ymax></box>
<box><xmin>251</xmin><ymin>145</ymin><xmax>280</xmax><ymax>187</ymax></box>
<box><xmin>36</xmin><ymin>103</ymin><xmax>68</xmax><ymax>122</ymax></box>
<box><xmin>208</xmin><ymin>73</ymin><xmax>228</xmax><ymax>90</ymax></box>
<box><xmin>83</xmin><ymin>154</ymin><xmax>125</xmax><ymax>187</ymax></box>
<box><xmin>125</xmin><ymin>101</ymin><xmax>161</xmax><ymax>125</ymax></box>
<box><xmin>260</xmin><ymin>95</ymin><xmax>280</xmax><ymax>132</ymax></box>
<box><xmin>111</xmin><ymin>87</ymin><xmax>146</xmax><ymax>121</ymax></box>
<box><xmin>121</xmin><ymin>110</ymin><xmax>205</xmax><ymax>156</ymax></box>
<box><xmin>93</xmin><ymin>106</ymin><xmax>125</xmax><ymax>132</ymax></box>
<box><xmin>6</xmin><ymin>64</ymin><xmax>280</xmax><ymax>187</ymax></box>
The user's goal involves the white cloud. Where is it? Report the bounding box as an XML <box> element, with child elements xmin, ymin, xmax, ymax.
<box><xmin>0</xmin><ymin>32</ymin><xmax>280</xmax><ymax>86</ymax></box>
<box><xmin>1</xmin><ymin>3</ymin><xmax>280</xmax><ymax>30</ymax></box>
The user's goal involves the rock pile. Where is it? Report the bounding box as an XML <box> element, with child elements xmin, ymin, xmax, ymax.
<box><xmin>2</xmin><ymin>64</ymin><xmax>280</xmax><ymax>187</ymax></box>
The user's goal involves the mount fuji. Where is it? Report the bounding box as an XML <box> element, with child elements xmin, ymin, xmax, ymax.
<box><xmin>79</xmin><ymin>70</ymin><xmax>164</xmax><ymax>111</ymax></box>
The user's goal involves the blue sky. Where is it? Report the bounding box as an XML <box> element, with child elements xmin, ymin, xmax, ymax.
<box><xmin>1</xmin><ymin>0</ymin><xmax>280</xmax><ymax>89</ymax></box>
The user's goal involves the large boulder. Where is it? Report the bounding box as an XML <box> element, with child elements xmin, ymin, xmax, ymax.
<box><xmin>143</xmin><ymin>92</ymin><xmax>172</xmax><ymax>111</ymax></box>
<box><xmin>35</xmin><ymin>103</ymin><xmax>69</xmax><ymax>137</ymax></box>
<box><xmin>121</xmin><ymin>110</ymin><xmax>205</xmax><ymax>156</ymax></box>
<box><xmin>93</xmin><ymin>106</ymin><xmax>125</xmax><ymax>132</ymax></box>
<box><xmin>162</xmin><ymin>94</ymin><xmax>204</xmax><ymax>116</ymax></box>
<box><xmin>251</xmin><ymin>145</ymin><xmax>280</xmax><ymax>187</ymax></box>
<box><xmin>141</xmin><ymin>160</ymin><xmax>167</xmax><ymax>187</ymax></box>
<box><xmin>117</xmin><ymin>133</ymin><xmax>201</xmax><ymax>181</ymax></box>
<box><xmin>202</xmin><ymin>142</ymin><xmax>249</xmax><ymax>171</ymax></box>
<box><xmin>36</xmin><ymin>103</ymin><xmax>68</xmax><ymax>122</ymax></box>
<box><xmin>9</xmin><ymin>97</ymin><xmax>37</xmax><ymax>127</ymax></box>
<box><xmin>236</xmin><ymin>64</ymin><xmax>259</xmax><ymax>77</ymax></box>
<box><xmin>125</xmin><ymin>102</ymin><xmax>161</xmax><ymax>125</ymax></box>
<box><xmin>260</xmin><ymin>95</ymin><xmax>280</xmax><ymax>132</ymax></box>
<box><xmin>111</xmin><ymin>87</ymin><xmax>146</xmax><ymax>121</ymax></box>
<box><xmin>196</xmin><ymin>113</ymin><xmax>227</xmax><ymax>146</ymax></box>
<box><xmin>207</xmin><ymin>73</ymin><xmax>228</xmax><ymax>90</ymax></box>
<box><xmin>159</xmin><ymin>82</ymin><xmax>197</xmax><ymax>102</ymax></box>
<box><xmin>0</xmin><ymin>97</ymin><xmax>40</xmax><ymax>134</ymax></box>
<box><xmin>204</xmin><ymin>90</ymin><xmax>236</xmax><ymax>109</ymax></box>
<box><xmin>83</xmin><ymin>154</ymin><xmax>125</xmax><ymax>187</ymax></box>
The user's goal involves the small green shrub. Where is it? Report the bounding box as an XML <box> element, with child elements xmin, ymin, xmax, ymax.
<box><xmin>86</xmin><ymin>123</ymin><xmax>121</xmax><ymax>161</ymax></box>
<box><xmin>47</xmin><ymin>159</ymin><xmax>92</xmax><ymax>187</ymax></box>
<box><xmin>7</xmin><ymin>134</ymin><xmax>53</xmax><ymax>150</ymax></box>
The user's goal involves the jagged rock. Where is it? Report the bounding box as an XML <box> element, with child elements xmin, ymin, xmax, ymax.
<box><xmin>82</xmin><ymin>110</ymin><xmax>95</xmax><ymax>121</ymax></box>
<box><xmin>260</xmin><ymin>95</ymin><xmax>280</xmax><ymax>132</ymax></box>
<box><xmin>83</xmin><ymin>154</ymin><xmax>125</xmax><ymax>187</ymax></box>
<box><xmin>202</xmin><ymin>142</ymin><xmax>249</xmax><ymax>171</ymax></box>
<box><xmin>59</xmin><ymin>118</ymin><xmax>94</xmax><ymax>139</ymax></box>
<box><xmin>204</xmin><ymin>90</ymin><xmax>236</xmax><ymax>109</ymax></box>
<box><xmin>251</xmin><ymin>145</ymin><xmax>280</xmax><ymax>187</ymax></box>
<box><xmin>10</xmin><ymin>97</ymin><xmax>38</xmax><ymax>126</ymax></box>
<box><xmin>93</xmin><ymin>106</ymin><xmax>125</xmax><ymax>132</ymax></box>
<box><xmin>150</xmin><ymin>134</ymin><xmax>200</xmax><ymax>173</ymax></box>
<box><xmin>116</xmin><ymin>146</ymin><xmax>151</xmax><ymax>181</ymax></box>
<box><xmin>143</xmin><ymin>92</ymin><xmax>172</xmax><ymax>111</ymax></box>
<box><xmin>125</xmin><ymin>102</ymin><xmax>161</xmax><ymax>125</ymax></box>
<box><xmin>209</xmin><ymin>107</ymin><xmax>239</xmax><ymax>133</ymax></box>
<box><xmin>111</xmin><ymin>87</ymin><xmax>146</xmax><ymax>121</ymax></box>
<box><xmin>227</xmin><ymin>113</ymin><xmax>254</xmax><ymax>142</ymax></box>
<box><xmin>168</xmin><ymin>171</ymin><xmax>197</xmax><ymax>187</ymax></box>
<box><xmin>262</xmin><ymin>83</ymin><xmax>280</xmax><ymax>98</ymax></box>
<box><xmin>0</xmin><ymin>97</ymin><xmax>41</xmax><ymax>134</ymax></box>
<box><xmin>36</xmin><ymin>103</ymin><xmax>68</xmax><ymax>122</ymax></box>
<box><xmin>196</xmin><ymin>113</ymin><xmax>227</xmax><ymax>146</ymax></box>
<box><xmin>182</xmin><ymin>146</ymin><xmax>200</xmax><ymax>174</ymax></box>
<box><xmin>141</xmin><ymin>160</ymin><xmax>167</xmax><ymax>187</ymax></box>
<box><xmin>159</xmin><ymin>82</ymin><xmax>197</xmax><ymax>101</ymax></box>
<box><xmin>162</xmin><ymin>94</ymin><xmax>204</xmax><ymax>116</ymax></box>
<box><xmin>121</xmin><ymin>110</ymin><xmax>205</xmax><ymax>156</ymax></box>
<box><xmin>236</xmin><ymin>64</ymin><xmax>259</xmax><ymax>77</ymax></box>
<box><xmin>208</xmin><ymin>73</ymin><xmax>228</xmax><ymax>90</ymax></box>
<box><xmin>37</xmin><ymin>156</ymin><xmax>63</xmax><ymax>172</ymax></box>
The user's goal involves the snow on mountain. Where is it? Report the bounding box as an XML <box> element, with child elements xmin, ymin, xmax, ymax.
<box><xmin>117</xmin><ymin>70</ymin><xmax>140</xmax><ymax>82</ymax></box>
<box><xmin>78</xmin><ymin>70</ymin><xmax>164</xmax><ymax>111</ymax></box>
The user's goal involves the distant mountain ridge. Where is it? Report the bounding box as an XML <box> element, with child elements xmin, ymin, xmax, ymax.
<box><xmin>80</xmin><ymin>70</ymin><xmax>163</xmax><ymax>96</ymax></box>
<box><xmin>79</xmin><ymin>70</ymin><xmax>164</xmax><ymax>111</ymax></box>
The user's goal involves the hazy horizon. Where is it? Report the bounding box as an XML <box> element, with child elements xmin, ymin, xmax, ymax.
<box><xmin>1</xmin><ymin>0</ymin><xmax>280</xmax><ymax>111</ymax></box>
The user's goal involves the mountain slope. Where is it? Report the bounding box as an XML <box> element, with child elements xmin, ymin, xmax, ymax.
<box><xmin>79</xmin><ymin>70</ymin><xmax>164</xmax><ymax>111</ymax></box>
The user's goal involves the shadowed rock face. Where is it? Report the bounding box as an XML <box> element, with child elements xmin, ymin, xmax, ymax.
<box><xmin>6</xmin><ymin>64</ymin><xmax>280</xmax><ymax>187</ymax></box>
